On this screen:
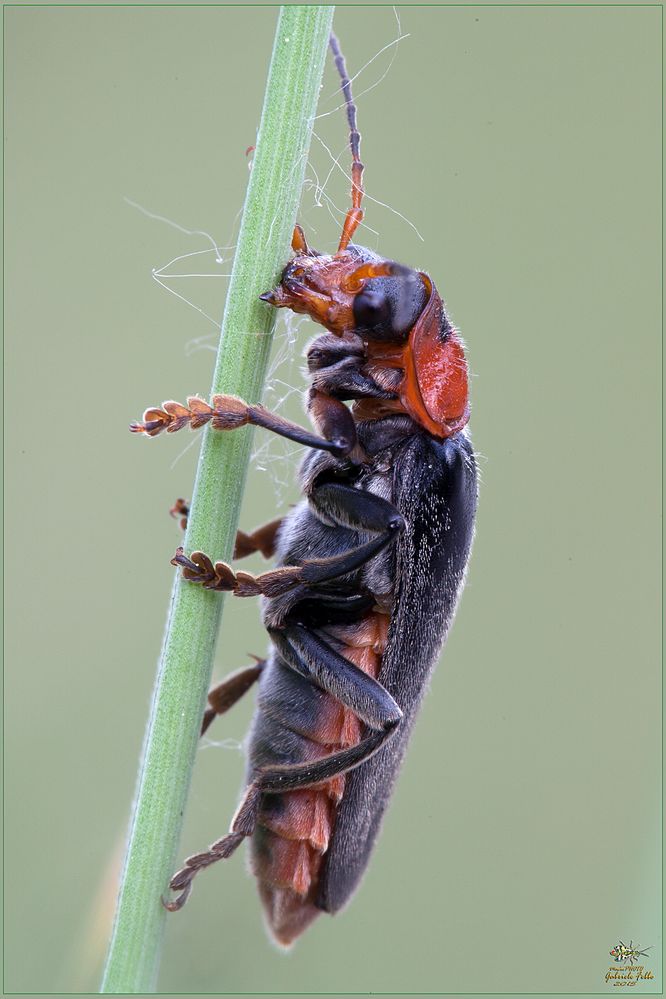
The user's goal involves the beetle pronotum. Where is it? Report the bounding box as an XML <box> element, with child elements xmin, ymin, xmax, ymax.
<box><xmin>131</xmin><ymin>32</ymin><xmax>477</xmax><ymax>946</ymax></box>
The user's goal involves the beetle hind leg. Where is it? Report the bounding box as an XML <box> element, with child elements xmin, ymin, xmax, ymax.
<box><xmin>163</xmin><ymin>729</ymin><xmax>400</xmax><ymax>913</ymax></box>
<box><xmin>164</xmin><ymin>784</ymin><xmax>263</xmax><ymax>911</ymax></box>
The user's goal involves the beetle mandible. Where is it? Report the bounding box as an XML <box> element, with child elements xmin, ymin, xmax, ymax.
<box><xmin>131</xmin><ymin>32</ymin><xmax>478</xmax><ymax>946</ymax></box>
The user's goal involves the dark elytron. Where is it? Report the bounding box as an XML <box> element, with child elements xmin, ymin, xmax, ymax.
<box><xmin>131</xmin><ymin>33</ymin><xmax>477</xmax><ymax>945</ymax></box>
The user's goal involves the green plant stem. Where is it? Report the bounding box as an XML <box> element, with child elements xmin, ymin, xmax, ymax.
<box><xmin>101</xmin><ymin>6</ymin><xmax>335</xmax><ymax>992</ymax></box>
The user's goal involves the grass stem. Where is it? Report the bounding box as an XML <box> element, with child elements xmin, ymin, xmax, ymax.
<box><xmin>101</xmin><ymin>7</ymin><xmax>335</xmax><ymax>991</ymax></box>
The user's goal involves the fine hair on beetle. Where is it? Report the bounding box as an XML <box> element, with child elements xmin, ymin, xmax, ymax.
<box><xmin>131</xmin><ymin>30</ymin><xmax>477</xmax><ymax>947</ymax></box>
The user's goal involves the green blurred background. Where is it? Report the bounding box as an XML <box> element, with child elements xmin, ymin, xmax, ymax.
<box><xmin>4</xmin><ymin>4</ymin><xmax>661</xmax><ymax>994</ymax></box>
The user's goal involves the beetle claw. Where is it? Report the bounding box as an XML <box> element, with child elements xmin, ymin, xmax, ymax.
<box><xmin>161</xmin><ymin>883</ymin><xmax>192</xmax><ymax>912</ymax></box>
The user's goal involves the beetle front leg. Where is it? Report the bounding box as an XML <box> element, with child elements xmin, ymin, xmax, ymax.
<box><xmin>130</xmin><ymin>392</ymin><xmax>357</xmax><ymax>457</ymax></box>
<box><xmin>307</xmin><ymin>333</ymin><xmax>399</xmax><ymax>399</ymax></box>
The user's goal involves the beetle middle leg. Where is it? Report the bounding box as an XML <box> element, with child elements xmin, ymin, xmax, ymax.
<box><xmin>170</xmin><ymin>500</ymin><xmax>283</xmax><ymax>562</ymax></box>
<box><xmin>234</xmin><ymin>518</ymin><xmax>284</xmax><ymax>560</ymax></box>
<box><xmin>165</xmin><ymin>625</ymin><xmax>402</xmax><ymax>911</ymax></box>
<box><xmin>201</xmin><ymin>658</ymin><xmax>266</xmax><ymax>735</ymax></box>
<box><xmin>170</xmin><ymin>485</ymin><xmax>405</xmax><ymax>599</ymax></box>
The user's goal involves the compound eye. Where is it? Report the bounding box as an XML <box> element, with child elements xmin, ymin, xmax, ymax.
<box><xmin>353</xmin><ymin>289</ymin><xmax>391</xmax><ymax>331</ymax></box>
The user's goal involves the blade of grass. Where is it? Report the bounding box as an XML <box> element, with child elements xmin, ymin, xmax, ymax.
<box><xmin>101</xmin><ymin>6</ymin><xmax>335</xmax><ymax>992</ymax></box>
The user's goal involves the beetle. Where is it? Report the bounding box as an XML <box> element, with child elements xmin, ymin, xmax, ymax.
<box><xmin>610</xmin><ymin>942</ymin><xmax>652</xmax><ymax>966</ymax></box>
<box><xmin>131</xmin><ymin>33</ymin><xmax>478</xmax><ymax>946</ymax></box>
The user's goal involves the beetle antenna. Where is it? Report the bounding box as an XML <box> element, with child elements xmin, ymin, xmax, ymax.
<box><xmin>329</xmin><ymin>32</ymin><xmax>365</xmax><ymax>253</ymax></box>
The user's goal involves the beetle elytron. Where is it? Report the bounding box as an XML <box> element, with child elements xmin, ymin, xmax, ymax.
<box><xmin>131</xmin><ymin>33</ymin><xmax>478</xmax><ymax>946</ymax></box>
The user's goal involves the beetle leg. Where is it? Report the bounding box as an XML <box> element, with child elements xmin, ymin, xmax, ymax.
<box><xmin>169</xmin><ymin>503</ymin><xmax>283</xmax><ymax>561</ymax></box>
<box><xmin>171</xmin><ymin>483</ymin><xmax>404</xmax><ymax>598</ymax></box>
<box><xmin>257</xmin><ymin>707</ymin><xmax>399</xmax><ymax>792</ymax></box>
<box><xmin>271</xmin><ymin>624</ymin><xmax>401</xmax><ymax>732</ymax></box>
<box><xmin>165</xmin><ymin>639</ymin><xmax>401</xmax><ymax>911</ymax></box>
<box><xmin>306</xmin><ymin>390</ymin><xmax>359</xmax><ymax>456</ymax></box>
<box><xmin>310</xmin><ymin>360</ymin><xmax>397</xmax><ymax>401</ymax></box>
<box><xmin>164</xmin><ymin>783</ymin><xmax>264</xmax><ymax>911</ymax></box>
<box><xmin>130</xmin><ymin>393</ymin><xmax>356</xmax><ymax>458</ymax></box>
<box><xmin>233</xmin><ymin>517</ymin><xmax>284</xmax><ymax>560</ymax></box>
<box><xmin>201</xmin><ymin>659</ymin><xmax>265</xmax><ymax>735</ymax></box>
<box><xmin>305</xmin><ymin>333</ymin><xmax>402</xmax><ymax>401</ymax></box>
<box><xmin>169</xmin><ymin>497</ymin><xmax>190</xmax><ymax>530</ymax></box>
<box><xmin>307</xmin><ymin>481</ymin><xmax>406</xmax><ymax>545</ymax></box>
<box><xmin>171</xmin><ymin>515</ymin><xmax>401</xmax><ymax>598</ymax></box>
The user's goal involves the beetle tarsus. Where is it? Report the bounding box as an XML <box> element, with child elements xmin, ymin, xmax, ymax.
<box><xmin>171</xmin><ymin>546</ymin><xmax>304</xmax><ymax>597</ymax></box>
<box><xmin>169</xmin><ymin>497</ymin><xmax>189</xmax><ymax>531</ymax></box>
<box><xmin>161</xmin><ymin>884</ymin><xmax>192</xmax><ymax>912</ymax></box>
<box><xmin>163</xmin><ymin>786</ymin><xmax>263</xmax><ymax>910</ymax></box>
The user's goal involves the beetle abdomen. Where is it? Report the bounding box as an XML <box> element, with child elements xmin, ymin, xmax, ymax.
<box><xmin>249</xmin><ymin>610</ymin><xmax>389</xmax><ymax>946</ymax></box>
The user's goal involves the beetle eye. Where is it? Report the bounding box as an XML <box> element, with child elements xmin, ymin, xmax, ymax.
<box><xmin>353</xmin><ymin>289</ymin><xmax>390</xmax><ymax>329</ymax></box>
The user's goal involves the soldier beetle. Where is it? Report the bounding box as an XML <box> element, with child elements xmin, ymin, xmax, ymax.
<box><xmin>131</xmin><ymin>32</ymin><xmax>477</xmax><ymax>946</ymax></box>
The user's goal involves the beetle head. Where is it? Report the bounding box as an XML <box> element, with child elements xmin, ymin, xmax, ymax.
<box><xmin>260</xmin><ymin>243</ymin><xmax>428</xmax><ymax>343</ymax></box>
